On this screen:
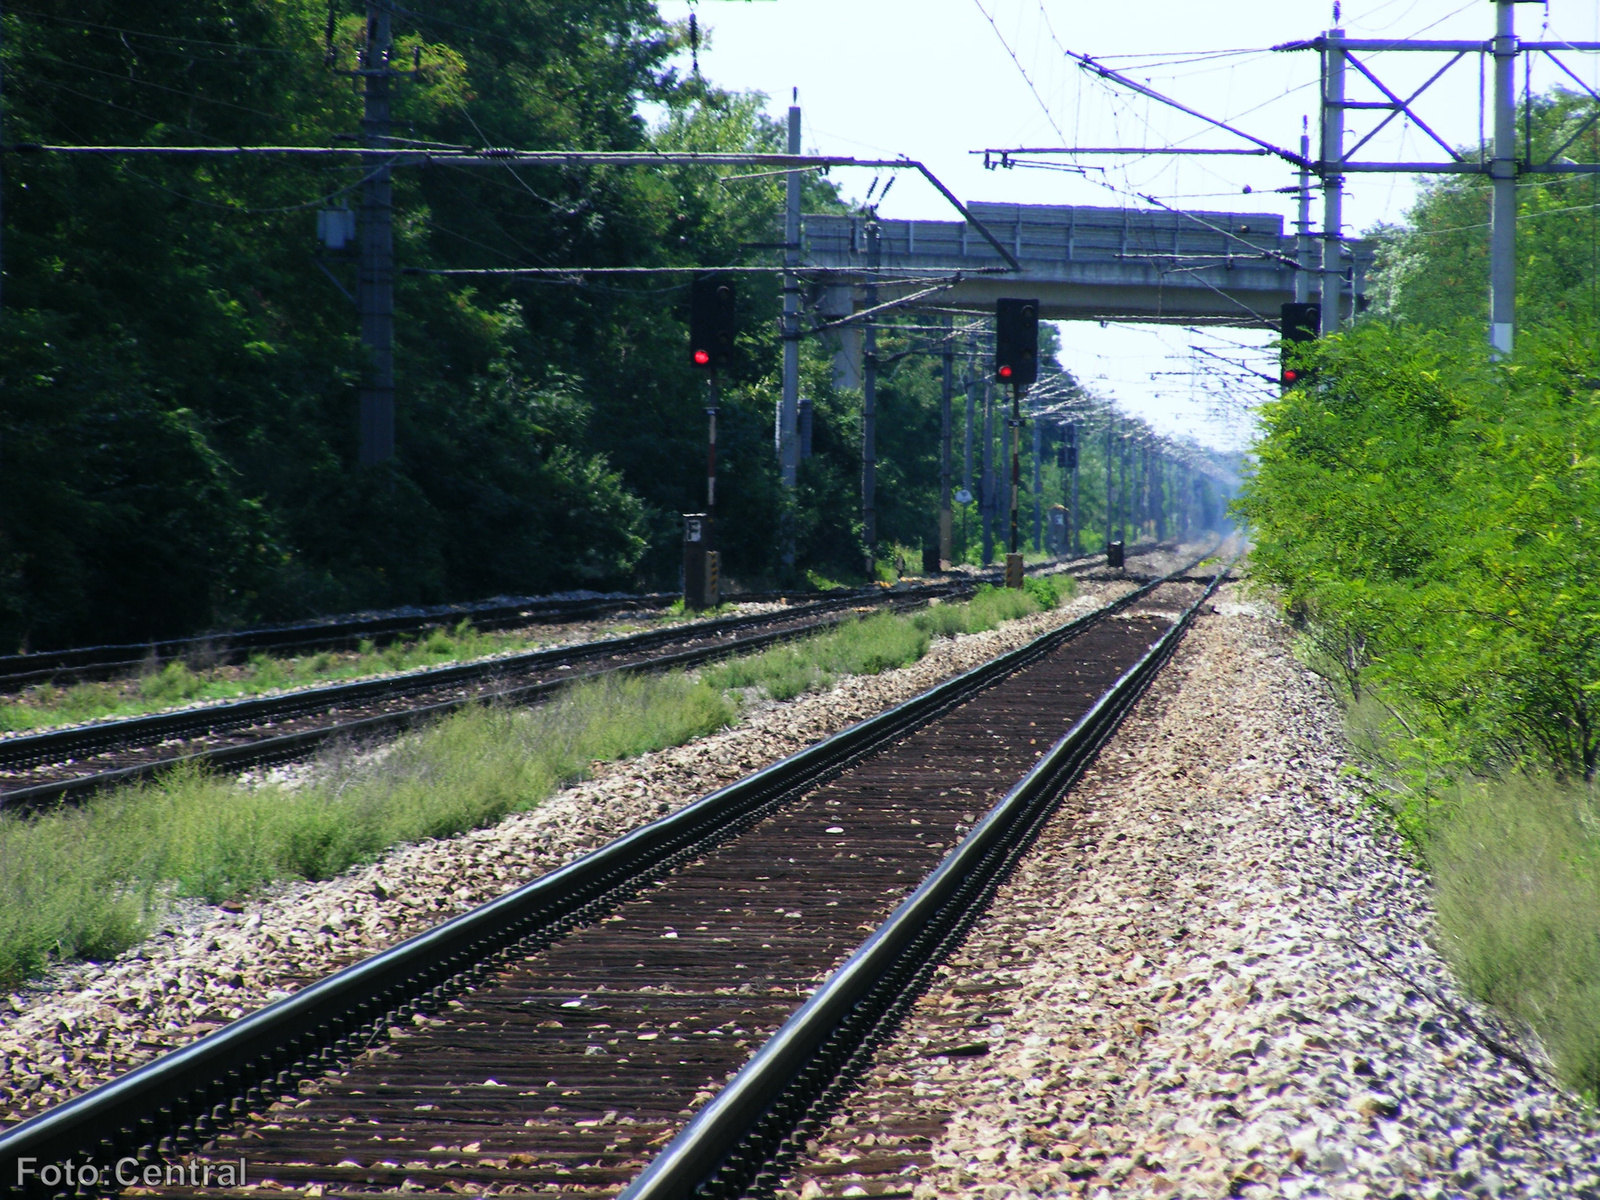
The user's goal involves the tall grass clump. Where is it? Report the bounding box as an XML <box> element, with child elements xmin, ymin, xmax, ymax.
<box><xmin>705</xmin><ymin>611</ymin><xmax>931</xmax><ymax>701</ymax></box>
<box><xmin>0</xmin><ymin>672</ymin><xmax>734</xmax><ymax>988</ymax></box>
<box><xmin>707</xmin><ymin>577</ymin><xmax>1073</xmax><ymax>701</ymax></box>
<box><xmin>1426</xmin><ymin>778</ymin><xmax>1600</xmax><ymax>1097</ymax></box>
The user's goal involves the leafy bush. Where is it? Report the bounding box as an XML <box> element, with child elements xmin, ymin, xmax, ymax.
<box><xmin>1238</xmin><ymin>319</ymin><xmax>1600</xmax><ymax>781</ymax></box>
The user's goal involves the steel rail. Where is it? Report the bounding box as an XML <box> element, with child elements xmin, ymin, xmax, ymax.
<box><xmin>0</xmin><ymin>551</ymin><xmax>1152</xmax><ymax>808</ymax></box>
<box><xmin>0</xmin><ymin>594</ymin><xmax>684</xmax><ymax>692</ymax></box>
<box><xmin>0</xmin><ymin>587</ymin><xmax>877</xmax><ymax>694</ymax></box>
<box><xmin>0</xmin><ymin>587</ymin><xmax>972</xmax><ymax>811</ymax></box>
<box><xmin>0</xmin><ymin>559</ymin><xmax>1202</xmax><ymax>1195</ymax></box>
<box><xmin>0</xmin><ymin>542</ymin><xmax>1128</xmax><ymax>694</ymax></box>
<box><xmin>621</xmin><ymin>560</ymin><xmax>1234</xmax><ymax>1200</ymax></box>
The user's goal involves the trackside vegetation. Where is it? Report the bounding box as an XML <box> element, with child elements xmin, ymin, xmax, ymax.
<box><xmin>0</xmin><ymin>2</ymin><xmax>1113</xmax><ymax>653</ymax></box>
<box><xmin>1237</xmin><ymin>85</ymin><xmax>1600</xmax><ymax>1096</ymax></box>
<box><xmin>0</xmin><ymin>612</ymin><xmax>711</xmax><ymax>733</ymax></box>
<box><xmin>0</xmin><ymin>578</ymin><xmax>1071</xmax><ymax>988</ymax></box>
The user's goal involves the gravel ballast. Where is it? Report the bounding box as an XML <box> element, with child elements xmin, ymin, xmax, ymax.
<box><xmin>0</xmin><ymin>577</ymin><xmax>1137</xmax><ymax>1127</ymax></box>
<box><xmin>781</xmin><ymin>585</ymin><xmax>1600</xmax><ymax>1200</ymax></box>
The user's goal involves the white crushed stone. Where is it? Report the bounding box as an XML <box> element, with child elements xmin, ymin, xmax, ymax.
<box><xmin>785</xmin><ymin>584</ymin><xmax>1600</xmax><ymax>1200</ymax></box>
<box><xmin>0</xmin><ymin>576</ymin><xmax>1139</xmax><ymax>1126</ymax></box>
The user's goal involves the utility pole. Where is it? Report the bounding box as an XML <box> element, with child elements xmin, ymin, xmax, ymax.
<box><xmin>706</xmin><ymin>374</ymin><xmax>720</xmax><ymax>530</ymax></box>
<box><xmin>962</xmin><ymin>369</ymin><xmax>976</xmax><ymax>498</ymax></box>
<box><xmin>1319</xmin><ymin>23</ymin><xmax>1346</xmax><ymax>336</ymax></box>
<box><xmin>358</xmin><ymin>0</ymin><xmax>396</xmax><ymax>464</ymax></box>
<box><xmin>780</xmin><ymin>97</ymin><xmax>802</xmax><ymax>556</ymax></box>
<box><xmin>1008</xmin><ymin>386</ymin><xmax>1021</xmax><ymax>557</ymax></box>
<box><xmin>1154</xmin><ymin>455</ymin><xmax>1167</xmax><ymax>542</ymax></box>
<box><xmin>1030</xmin><ymin>397</ymin><xmax>1042</xmax><ymax>553</ymax></box>
<box><xmin>939</xmin><ymin>318</ymin><xmax>954</xmax><ymax>568</ymax></box>
<box><xmin>861</xmin><ymin>218</ymin><xmax>880</xmax><ymax>577</ymax></box>
<box><xmin>1296</xmin><ymin>120</ymin><xmax>1313</xmax><ymax>305</ymax></box>
<box><xmin>961</xmin><ymin>365</ymin><xmax>977</xmax><ymax>566</ymax></box>
<box><xmin>1489</xmin><ymin>0</ymin><xmax>1518</xmax><ymax>357</ymax></box>
<box><xmin>981</xmin><ymin>383</ymin><xmax>995</xmax><ymax>565</ymax></box>
<box><xmin>1103</xmin><ymin>418</ymin><xmax>1114</xmax><ymax>551</ymax></box>
<box><xmin>1068</xmin><ymin>422</ymin><xmax>1080</xmax><ymax>555</ymax></box>
<box><xmin>1</xmin><ymin>0</ymin><xmax>6</xmax><ymax>317</ymax></box>
<box><xmin>1180</xmin><ymin>464</ymin><xmax>1191</xmax><ymax>541</ymax></box>
<box><xmin>1118</xmin><ymin>438</ymin><xmax>1130</xmax><ymax>544</ymax></box>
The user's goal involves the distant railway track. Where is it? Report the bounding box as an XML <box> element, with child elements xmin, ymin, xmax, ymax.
<box><xmin>0</xmin><ymin>592</ymin><xmax>686</xmax><ymax>694</ymax></box>
<box><xmin>0</xmin><ymin>549</ymin><xmax>1226</xmax><ymax>1199</ymax></box>
<box><xmin>0</xmin><ymin>545</ymin><xmax>1156</xmax><ymax>695</ymax></box>
<box><xmin>0</xmin><ymin>584</ymin><xmax>975</xmax><ymax>811</ymax></box>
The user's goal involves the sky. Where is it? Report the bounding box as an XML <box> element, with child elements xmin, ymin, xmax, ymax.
<box><xmin>655</xmin><ymin>0</ymin><xmax>1600</xmax><ymax>450</ymax></box>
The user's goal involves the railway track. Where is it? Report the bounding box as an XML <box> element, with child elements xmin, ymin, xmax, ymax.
<box><xmin>0</xmin><ymin>584</ymin><xmax>974</xmax><ymax>811</ymax></box>
<box><xmin>0</xmin><ymin>545</ymin><xmax>1181</xmax><ymax>811</ymax></box>
<box><xmin>0</xmin><ymin>541</ymin><xmax>1157</xmax><ymax>696</ymax></box>
<box><xmin>0</xmin><ymin>551</ymin><xmax>1226</xmax><ymax>1199</ymax></box>
<box><xmin>0</xmin><ymin>592</ymin><xmax>689</xmax><ymax>694</ymax></box>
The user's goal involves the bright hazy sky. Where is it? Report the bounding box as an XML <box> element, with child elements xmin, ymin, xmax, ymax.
<box><xmin>654</xmin><ymin>0</ymin><xmax>1600</xmax><ymax>450</ymax></box>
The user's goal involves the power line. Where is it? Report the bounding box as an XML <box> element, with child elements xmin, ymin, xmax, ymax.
<box><xmin>969</xmin><ymin>0</ymin><xmax>1069</xmax><ymax>143</ymax></box>
<box><xmin>5</xmin><ymin>6</ymin><xmax>305</xmax><ymax>57</ymax></box>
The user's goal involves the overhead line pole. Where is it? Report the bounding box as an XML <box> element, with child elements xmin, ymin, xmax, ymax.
<box><xmin>1103</xmin><ymin>417</ymin><xmax>1114</xmax><ymax>553</ymax></box>
<box><xmin>939</xmin><ymin>317</ymin><xmax>954</xmax><ymax>569</ymax></box>
<box><xmin>1490</xmin><ymin>0</ymin><xmax>1518</xmax><ymax>357</ymax></box>
<box><xmin>1320</xmin><ymin>25</ymin><xmax>1346</xmax><ymax>337</ymax></box>
<box><xmin>1296</xmin><ymin>122</ymin><xmax>1313</xmax><ymax>306</ymax></box>
<box><xmin>1</xmin><ymin>0</ymin><xmax>6</xmax><ymax>317</ymax></box>
<box><xmin>1030</xmin><ymin>394</ymin><xmax>1042</xmax><ymax>554</ymax></box>
<box><xmin>1067</xmin><ymin>423</ymin><xmax>1079</xmax><ymax>555</ymax></box>
<box><xmin>358</xmin><ymin>0</ymin><xmax>396</xmax><ymax>465</ymax></box>
<box><xmin>862</xmin><ymin>218</ymin><xmax>880</xmax><ymax>578</ymax></box>
<box><xmin>981</xmin><ymin>382</ymin><xmax>995</xmax><ymax>565</ymax></box>
<box><xmin>779</xmin><ymin>99</ymin><xmax>802</xmax><ymax>564</ymax></box>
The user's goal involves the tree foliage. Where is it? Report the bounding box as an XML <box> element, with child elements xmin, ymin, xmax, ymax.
<box><xmin>0</xmin><ymin>1</ymin><xmax>860</xmax><ymax>649</ymax></box>
<box><xmin>1240</xmin><ymin>87</ymin><xmax>1600</xmax><ymax>781</ymax></box>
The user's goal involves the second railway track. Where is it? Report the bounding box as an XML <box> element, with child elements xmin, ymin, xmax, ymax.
<box><xmin>0</xmin><ymin>552</ymin><xmax>1227</xmax><ymax>1198</ymax></box>
<box><xmin>0</xmin><ymin>585</ymin><xmax>975</xmax><ymax>810</ymax></box>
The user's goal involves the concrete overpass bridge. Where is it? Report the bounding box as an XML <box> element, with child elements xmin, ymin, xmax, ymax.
<box><xmin>804</xmin><ymin>200</ymin><xmax>1373</xmax><ymax>330</ymax></box>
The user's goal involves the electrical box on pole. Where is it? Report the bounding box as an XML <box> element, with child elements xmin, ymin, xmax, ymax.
<box><xmin>689</xmin><ymin>275</ymin><xmax>736</xmax><ymax>370</ymax></box>
<box><xmin>993</xmin><ymin>298</ymin><xmax>1039</xmax><ymax>387</ymax></box>
<box><xmin>1279</xmin><ymin>301</ymin><xmax>1320</xmax><ymax>389</ymax></box>
<box><xmin>318</xmin><ymin>207</ymin><xmax>356</xmax><ymax>250</ymax></box>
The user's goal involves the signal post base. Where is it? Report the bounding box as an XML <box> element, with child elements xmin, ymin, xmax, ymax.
<box><xmin>1004</xmin><ymin>553</ymin><xmax>1025</xmax><ymax>590</ymax></box>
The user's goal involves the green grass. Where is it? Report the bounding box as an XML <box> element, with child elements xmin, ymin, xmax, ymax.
<box><xmin>0</xmin><ymin>575</ymin><xmax>1074</xmax><ymax>988</ymax></box>
<box><xmin>1425</xmin><ymin>776</ymin><xmax>1600</xmax><ymax>1097</ymax></box>
<box><xmin>0</xmin><ymin>619</ymin><xmax>666</xmax><ymax>734</ymax></box>
<box><xmin>0</xmin><ymin>672</ymin><xmax>735</xmax><ymax>988</ymax></box>
<box><xmin>706</xmin><ymin>577</ymin><xmax>1073</xmax><ymax>702</ymax></box>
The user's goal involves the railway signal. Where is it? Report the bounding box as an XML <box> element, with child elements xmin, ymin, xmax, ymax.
<box><xmin>1280</xmin><ymin>302</ymin><xmax>1320</xmax><ymax>390</ymax></box>
<box><xmin>993</xmin><ymin>299</ymin><xmax>1040</xmax><ymax>589</ymax></box>
<box><xmin>690</xmin><ymin>275</ymin><xmax>737</xmax><ymax>370</ymax></box>
<box><xmin>686</xmin><ymin>274</ymin><xmax>735</xmax><ymax>610</ymax></box>
<box><xmin>993</xmin><ymin>298</ymin><xmax>1039</xmax><ymax>387</ymax></box>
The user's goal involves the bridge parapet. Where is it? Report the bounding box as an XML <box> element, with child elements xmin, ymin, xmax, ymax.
<box><xmin>805</xmin><ymin>201</ymin><xmax>1370</xmax><ymax>328</ymax></box>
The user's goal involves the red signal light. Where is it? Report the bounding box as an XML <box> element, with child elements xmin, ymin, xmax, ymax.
<box><xmin>998</xmin><ymin>364</ymin><xmax>1013</xmax><ymax>379</ymax></box>
<box><xmin>693</xmin><ymin>349</ymin><xmax>710</xmax><ymax>366</ymax></box>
